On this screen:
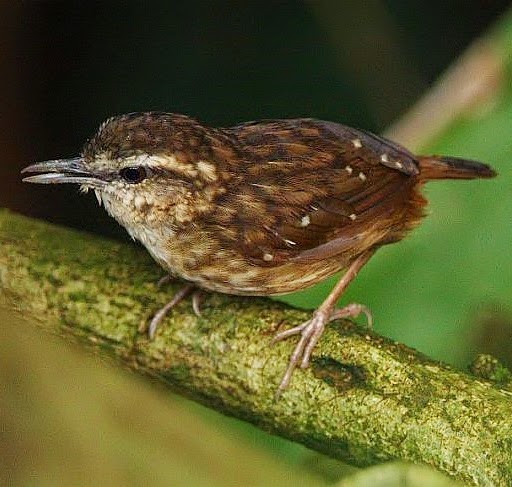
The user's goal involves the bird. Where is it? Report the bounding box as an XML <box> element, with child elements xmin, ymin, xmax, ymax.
<box><xmin>22</xmin><ymin>112</ymin><xmax>496</xmax><ymax>394</ymax></box>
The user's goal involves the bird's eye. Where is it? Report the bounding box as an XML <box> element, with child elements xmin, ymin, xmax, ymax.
<box><xmin>119</xmin><ymin>166</ymin><xmax>148</xmax><ymax>184</ymax></box>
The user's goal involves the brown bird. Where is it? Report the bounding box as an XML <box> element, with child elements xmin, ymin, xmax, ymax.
<box><xmin>22</xmin><ymin>112</ymin><xmax>496</xmax><ymax>393</ymax></box>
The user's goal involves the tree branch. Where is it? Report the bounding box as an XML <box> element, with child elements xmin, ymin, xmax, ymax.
<box><xmin>1</xmin><ymin>208</ymin><xmax>511</xmax><ymax>485</ymax></box>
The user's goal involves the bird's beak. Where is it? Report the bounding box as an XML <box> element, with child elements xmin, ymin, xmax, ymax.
<box><xmin>21</xmin><ymin>157</ymin><xmax>102</xmax><ymax>186</ymax></box>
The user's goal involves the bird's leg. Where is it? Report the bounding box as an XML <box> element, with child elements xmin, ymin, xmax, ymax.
<box><xmin>148</xmin><ymin>283</ymin><xmax>196</xmax><ymax>339</ymax></box>
<box><xmin>156</xmin><ymin>274</ymin><xmax>174</xmax><ymax>288</ymax></box>
<box><xmin>191</xmin><ymin>290</ymin><xmax>204</xmax><ymax>317</ymax></box>
<box><xmin>272</xmin><ymin>249</ymin><xmax>376</xmax><ymax>395</ymax></box>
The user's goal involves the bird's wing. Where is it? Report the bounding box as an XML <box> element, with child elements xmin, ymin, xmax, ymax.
<box><xmin>213</xmin><ymin>119</ymin><xmax>420</xmax><ymax>266</ymax></box>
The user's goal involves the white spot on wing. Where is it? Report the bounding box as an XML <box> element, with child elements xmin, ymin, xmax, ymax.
<box><xmin>345</xmin><ymin>165</ymin><xmax>353</xmax><ymax>175</ymax></box>
<box><xmin>349</xmin><ymin>213</ymin><xmax>357</xmax><ymax>220</ymax></box>
<box><xmin>358</xmin><ymin>172</ymin><xmax>367</xmax><ymax>182</ymax></box>
<box><xmin>300</xmin><ymin>215</ymin><xmax>311</xmax><ymax>227</ymax></box>
<box><xmin>381</xmin><ymin>153</ymin><xmax>404</xmax><ymax>170</ymax></box>
<box><xmin>263</xmin><ymin>253</ymin><xmax>274</xmax><ymax>261</ymax></box>
<box><xmin>352</xmin><ymin>138</ymin><xmax>362</xmax><ymax>148</ymax></box>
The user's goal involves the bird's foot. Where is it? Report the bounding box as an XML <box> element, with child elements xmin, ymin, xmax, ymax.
<box><xmin>272</xmin><ymin>303</ymin><xmax>372</xmax><ymax>396</ymax></box>
<box><xmin>148</xmin><ymin>283</ymin><xmax>203</xmax><ymax>339</ymax></box>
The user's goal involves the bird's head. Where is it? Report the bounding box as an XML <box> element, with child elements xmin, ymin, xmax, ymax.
<box><xmin>22</xmin><ymin>112</ymin><xmax>228</xmax><ymax>238</ymax></box>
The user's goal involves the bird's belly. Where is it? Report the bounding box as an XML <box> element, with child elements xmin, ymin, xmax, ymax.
<box><xmin>173</xmin><ymin>254</ymin><xmax>349</xmax><ymax>296</ymax></box>
<box><xmin>138</xmin><ymin>229</ymin><xmax>350</xmax><ymax>296</ymax></box>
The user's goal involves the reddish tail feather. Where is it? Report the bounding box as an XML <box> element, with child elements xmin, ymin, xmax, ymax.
<box><xmin>418</xmin><ymin>156</ymin><xmax>496</xmax><ymax>181</ymax></box>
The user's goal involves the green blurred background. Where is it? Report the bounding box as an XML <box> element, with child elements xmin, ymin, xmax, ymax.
<box><xmin>1</xmin><ymin>1</ymin><xmax>511</xmax><ymax>485</ymax></box>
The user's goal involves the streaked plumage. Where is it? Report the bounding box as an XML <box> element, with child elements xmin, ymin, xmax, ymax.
<box><xmin>22</xmin><ymin>112</ymin><xmax>496</xmax><ymax>393</ymax></box>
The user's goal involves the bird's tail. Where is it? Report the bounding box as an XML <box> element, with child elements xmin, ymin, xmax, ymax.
<box><xmin>418</xmin><ymin>156</ymin><xmax>496</xmax><ymax>182</ymax></box>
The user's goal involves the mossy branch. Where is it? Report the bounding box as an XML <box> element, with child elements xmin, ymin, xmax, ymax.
<box><xmin>1</xmin><ymin>208</ymin><xmax>511</xmax><ymax>486</ymax></box>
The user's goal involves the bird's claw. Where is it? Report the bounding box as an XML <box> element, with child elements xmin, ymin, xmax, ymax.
<box><xmin>148</xmin><ymin>283</ymin><xmax>196</xmax><ymax>339</ymax></box>
<box><xmin>273</xmin><ymin>302</ymin><xmax>371</xmax><ymax>397</ymax></box>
